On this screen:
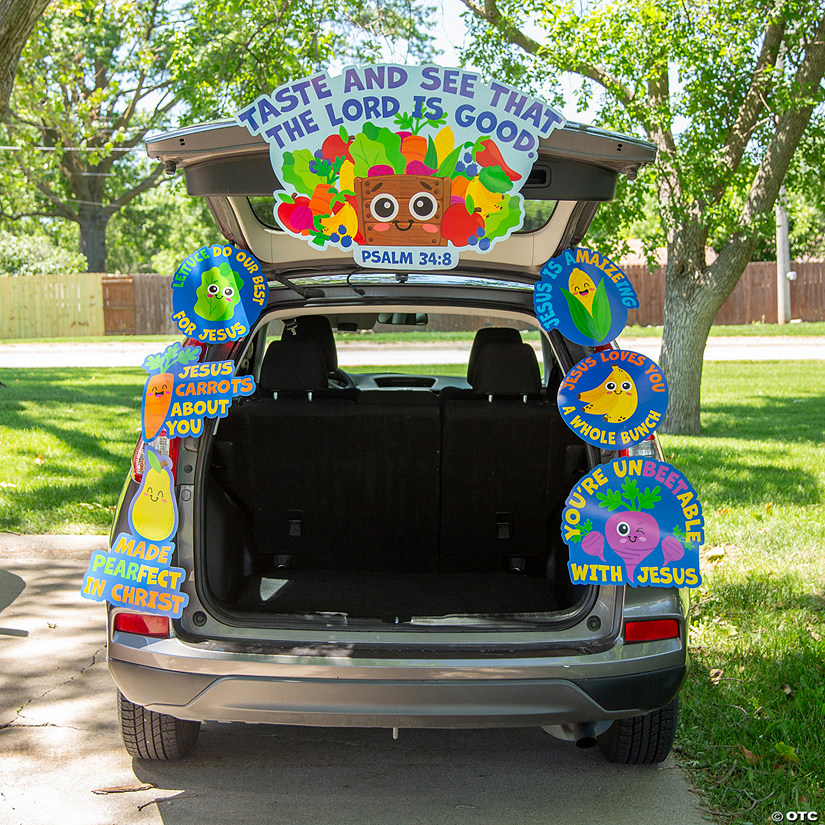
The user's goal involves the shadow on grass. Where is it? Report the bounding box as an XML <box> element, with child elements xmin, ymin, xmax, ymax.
<box><xmin>700</xmin><ymin>394</ymin><xmax>825</xmax><ymax>443</ymax></box>
<box><xmin>664</xmin><ymin>442</ymin><xmax>820</xmax><ymax>506</ymax></box>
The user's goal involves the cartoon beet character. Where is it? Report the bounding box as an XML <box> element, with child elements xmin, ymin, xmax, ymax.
<box><xmin>141</xmin><ymin>343</ymin><xmax>201</xmax><ymax>441</ymax></box>
<box><xmin>194</xmin><ymin>262</ymin><xmax>243</xmax><ymax>322</ymax></box>
<box><xmin>356</xmin><ymin>174</ymin><xmax>451</xmax><ymax>246</ymax></box>
<box><xmin>577</xmin><ymin>365</ymin><xmax>638</xmax><ymax>423</ymax></box>
<box><xmin>604</xmin><ymin>510</ymin><xmax>660</xmax><ymax>583</ymax></box>
<box><xmin>579</xmin><ymin>478</ymin><xmax>684</xmax><ymax>583</ymax></box>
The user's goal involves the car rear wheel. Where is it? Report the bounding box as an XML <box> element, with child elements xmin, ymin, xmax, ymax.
<box><xmin>597</xmin><ymin>698</ymin><xmax>678</xmax><ymax>764</ymax></box>
<box><xmin>117</xmin><ymin>690</ymin><xmax>200</xmax><ymax>760</ymax></box>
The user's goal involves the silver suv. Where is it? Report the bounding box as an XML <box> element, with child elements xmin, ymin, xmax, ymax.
<box><xmin>106</xmin><ymin>116</ymin><xmax>687</xmax><ymax>764</ymax></box>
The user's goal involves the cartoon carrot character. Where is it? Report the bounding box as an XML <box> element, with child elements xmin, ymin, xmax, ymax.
<box><xmin>141</xmin><ymin>343</ymin><xmax>201</xmax><ymax>441</ymax></box>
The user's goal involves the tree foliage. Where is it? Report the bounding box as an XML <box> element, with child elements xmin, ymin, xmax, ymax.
<box><xmin>170</xmin><ymin>0</ymin><xmax>437</xmax><ymax>122</ymax></box>
<box><xmin>4</xmin><ymin>0</ymin><xmax>177</xmax><ymax>272</ymax></box>
<box><xmin>0</xmin><ymin>0</ymin><xmax>436</xmax><ymax>274</ymax></box>
<box><xmin>461</xmin><ymin>0</ymin><xmax>825</xmax><ymax>433</ymax></box>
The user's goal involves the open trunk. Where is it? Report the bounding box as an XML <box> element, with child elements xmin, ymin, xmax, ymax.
<box><xmin>200</xmin><ymin>390</ymin><xmax>591</xmax><ymax>629</ymax></box>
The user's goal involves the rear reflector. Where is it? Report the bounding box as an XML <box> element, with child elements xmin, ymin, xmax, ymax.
<box><xmin>114</xmin><ymin>613</ymin><xmax>170</xmax><ymax>638</ymax></box>
<box><xmin>624</xmin><ymin>619</ymin><xmax>679</xmax><ymax>643</ymax></box>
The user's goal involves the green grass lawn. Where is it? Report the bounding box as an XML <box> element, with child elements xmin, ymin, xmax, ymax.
<box><xmin>0</xmin><ymin>360</ymin><xmax>823</xmax><ymax>819</ymax></box>
<box><xmin>0</xmin><ymin>368</ymin><xmax>145</xmax><ymax>533</ymax></box>
<box><xmin>658</xmin><ymin>362</ymin><xmax>825</xmax><ymax>822</ymax></box>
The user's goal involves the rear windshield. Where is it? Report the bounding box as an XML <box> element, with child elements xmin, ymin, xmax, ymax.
<box><xmin>248</xmin><ymin>197</ymin><xmax>558</xmax><ymax>234</ymax></box>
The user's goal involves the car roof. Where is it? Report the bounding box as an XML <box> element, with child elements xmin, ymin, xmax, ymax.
<box><xmin>146</xmin><ymin>119</ymin><xmax>655</xmax><ymax>280</ymax></box>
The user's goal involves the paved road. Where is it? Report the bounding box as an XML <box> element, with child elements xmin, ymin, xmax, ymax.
<box><xmin>0</xmin><ymin>336</ymin><xmax>822</xmax><ymax>369</ymax></box>
<box><xmin>0</xmin><ymin>539</ymin><xmax>711</xmax><ymax>825</ymax></box>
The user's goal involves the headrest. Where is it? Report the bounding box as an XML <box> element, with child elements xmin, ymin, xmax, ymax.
<box><xmin>282</xmin><ymin>315</ymin><xmax>338</xmax><ymax>371</ymax></box>
<box><xmin>259</xmin><ymin>340</ymin><xmax>328</xmax><ymax>392</ymax></box>
<box><xmin>467</xmin><ymin>327</ymin><xmax>522</xmax><ymax>385</ymax></box>
<box><xmin>472</xmin><ymin>342</ymin><xmax>542</xmax><ymax>396</ymax></box>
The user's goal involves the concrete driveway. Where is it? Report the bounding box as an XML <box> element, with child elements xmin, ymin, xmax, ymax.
<box><xmin>0</xmin><ymin>539</ymin><xmax>711</xmax><ymax>825</ymax></box>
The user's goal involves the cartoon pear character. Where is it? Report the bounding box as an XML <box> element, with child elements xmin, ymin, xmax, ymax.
<box><xmin>577</xmin><ymin>366</ymin><xmax>638</xmax><ymax>423</ymax></box>
<box><xmin>128</xmin><ymin>446</ymin><xmax>178</xmax><ymax>542</ymax></box>
<box><xmin>194</xmin><ymin>262</ymin><xmax>243</xmax><ymax>322</ymax></box>
<box><xmin>568</xmin><ymin>268</ymin><xmax>597</xmax><ymax>314</ymax></box>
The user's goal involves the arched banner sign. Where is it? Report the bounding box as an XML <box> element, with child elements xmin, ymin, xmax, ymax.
<box><xmin>534</xmin><ymin>247</ymin><xmax>639</xmax><ymax>346</ymax></box>
<box><xmin>561</xmin><ymin>457</ymin><xmax>703</xmax><ymax>589</ymax></box>
<box><xmin>557</xmin><ymin>350</ymin><xmax>669</xmax><ymax>449</ymax></box>
<box><xmin>234</xmin><ymin>64</ymin><xmax>566</xmax><ymax>269</ymax></box>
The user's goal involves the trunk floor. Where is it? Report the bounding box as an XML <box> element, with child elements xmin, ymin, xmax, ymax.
<box><xmin>233</xmin><ymin>570</ymin><xmax>573</xmax><ymax>619</ymax></box>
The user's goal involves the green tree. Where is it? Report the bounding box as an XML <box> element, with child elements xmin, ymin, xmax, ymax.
<box><xmin>461</xmin><ymin>0</ymin><xmax>825</xmax><ymax>433</ymax></box>
<box><xmin>0</xmin><ymin>0</ymin><xmax>51</xmax><ymax>123</ymax></box>
<box><xmin>171</xmin><ymin>0</ymin><xmax>437</xmax><ymax>122</ymax></box>
<box><xmin>5</xmin><ymin>0</ymin><xmax>177</xmax><ymax>272</ymax></box>
<box><xmin>2</xmin><ymin>0</ymin><xmax>436</xmax><ymax>273</ymax></box>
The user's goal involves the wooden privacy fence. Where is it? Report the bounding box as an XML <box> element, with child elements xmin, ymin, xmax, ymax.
<box><xmin>0</xmin><ymin>272</ymin><xmax>105</xmax><ymax>338</ymax></box>
<box><xmin>0</xmin><ymin>264</ymin><xmax>823</xmax><ymax>339</ymax></box>
<box><xmin>625</xmin><ymin>260</ymin><xmax>825</xmax><ymax>326</ymax></box>
<box><xmin>102</xmin><ymin>274</ymin><xmax>177</xmax><ymax>335</ymax></box>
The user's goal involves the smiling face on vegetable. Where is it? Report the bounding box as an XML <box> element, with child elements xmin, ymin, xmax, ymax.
<box><xmin>356</xmin><ymin>175</ymin><xmax>451</xmax><ymax>246</ymax></box>
<box><xmin>194</xmin><ymin>262</ymin><xmax>243</xmax><ymax>322</ymax></box>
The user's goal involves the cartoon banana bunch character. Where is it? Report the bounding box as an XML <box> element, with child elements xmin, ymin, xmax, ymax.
<box><xmin>578</xmin><ymin>366</ymin><xmax>638</xmax><ymax>423</ymax></box>
<box><xmin>568</xmin><ymin>268</ymin><xmax>597</xmax><ymax>314</ymax></box>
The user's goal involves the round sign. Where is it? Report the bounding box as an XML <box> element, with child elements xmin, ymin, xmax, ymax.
<box><xmin>170</xmin><ymin>244</ymin><xmax>268</xmax><ymax>343</ymax></box>
<box><xmin>557</xmin><ymin>350</ymin><xmax>669</xmax><ymax>449</ymax></box>
<box><xmin>561</xmin><ymin>457</ymin><xmax>703</xmax><ymax>589</ymax></box>
<box><xmin>533</xmin><ymin>247</ymin><xmax>639</xmax><ymax>345</ymax></box>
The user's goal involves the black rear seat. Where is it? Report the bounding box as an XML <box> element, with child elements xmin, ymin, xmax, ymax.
<box><xmin>440</xmin><ymin>342</ymin><xmax>568</xmax><ymax>572</ymax></box>
<box><xmin>212</xmin><ymin>332</ymin><xmax>572</xmax><ymax>579</ymax></box>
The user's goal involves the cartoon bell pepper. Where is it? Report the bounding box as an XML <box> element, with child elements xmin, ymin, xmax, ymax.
<box><xmin>475</xmin><ymin>138</ymin><xmax>520</xmax><ymax>181</ymax></box>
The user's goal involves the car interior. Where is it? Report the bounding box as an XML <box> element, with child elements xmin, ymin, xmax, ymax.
<box><xmin>202</xmin><ymin>310</ymin><xmax>593</xmax><ymax>628</ymax></box>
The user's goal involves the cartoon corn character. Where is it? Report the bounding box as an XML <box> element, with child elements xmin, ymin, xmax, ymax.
<box><xmin>568</xmin><ymin>268</ymin><xmax>597</xmax><ymax>314</ymax></box>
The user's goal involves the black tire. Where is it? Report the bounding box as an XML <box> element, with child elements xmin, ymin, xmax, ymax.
<box><xmin>117</xmin><ymin>690</ymin><xmax>200</xmax><ymax>760</ymax></box>
<box><xmin>597</xmin><ymin>697</ymin><xmax>678</xmax><ymax>764</ymax></box>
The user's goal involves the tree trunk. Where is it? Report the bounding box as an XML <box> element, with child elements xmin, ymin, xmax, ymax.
<box><xmin>658</xmin><ymin>267</ymin><xmax>718</xmax><ymax>435</ymax></box>
<box><xmin>0</xmin><ymin>0</ymin><xmax>51</xmax><ymax>123</ymax></box>
<box><xmin>78</xmin><ymin>205</ymin><xmax>110</xmax><ymax>272</ymax></box>
<box><xmin>658</xmin><ymin>229</ymin><xmax>758</xmax><ymax>434</ymax></box>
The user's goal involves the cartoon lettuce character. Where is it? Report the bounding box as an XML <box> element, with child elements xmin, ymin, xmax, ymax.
<box><xmin>194</xmin><ymin>262</ymin><xmax>243</xmax><ymax>322</ymax></box>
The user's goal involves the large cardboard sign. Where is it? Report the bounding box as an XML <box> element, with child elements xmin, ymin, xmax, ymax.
<box><xmin>171</xmin><ymin>244</ymin><xmax>268</xmax><ymax>342</ymax></box>
<box><xmin>82</xmin><ymin>447</ymin><xmax>189</xmax><ymax>618</ymax></box>
<box><xmin>561</xmin><ymin>457</ymin><xmax>703</xmax><ymax>589</ymax></box>
<box><xmin>534</xmin><ymin>247</ymin><xmax>639</xmax><ymax>345</ymax></box>
<box><xmin>558</xmin><ymin>350</ymin><xmax>669</xmax><ymax>448</ymax></box>
<box><xmin>235</xmin><ymin>65</ymin><xmax>565</xmax><ymax>269</ymax></box>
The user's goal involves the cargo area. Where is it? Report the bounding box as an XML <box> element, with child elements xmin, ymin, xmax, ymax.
<box><xmin>199</xmin><ymin>317</ymin><xmax>591</xmax><ymax>627</ymax></box>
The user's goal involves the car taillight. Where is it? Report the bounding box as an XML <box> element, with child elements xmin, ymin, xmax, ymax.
<box><xmin>618</xmin><ymin>435</ymin><xmax>661</xmax><ymax>460</ymax></box>
<box><xmin>624</xmin><ymin>619</ymin><xmax>680</xmax><ymax>643</ymax></box>
<box><xmin>114</xmin><ymin>613</ymin><xmax>170</xmax><ymax>638</ymax></box>
<box><xmin>131</xmin><ymin>431</ymin><xmax>179</xmax><ymax>482</ymax></box>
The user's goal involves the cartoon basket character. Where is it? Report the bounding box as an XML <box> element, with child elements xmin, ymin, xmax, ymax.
<box><xmin>355</xmin><ymin>175</ymin><xmax>452</xmax><ymax>246</ymax></box>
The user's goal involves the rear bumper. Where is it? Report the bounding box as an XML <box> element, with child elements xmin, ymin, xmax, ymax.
<box><xmin>108</xmin><ymin>635</ymin><xmax>687</xmax><ymax>728</ymax></box>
